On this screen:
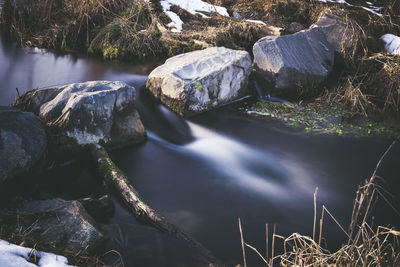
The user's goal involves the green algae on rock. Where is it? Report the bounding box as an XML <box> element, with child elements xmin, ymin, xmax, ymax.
<box><xmin>243</xmin><ymin>101</ymin><xmax>400</xmax><ymax>137</ymax></box>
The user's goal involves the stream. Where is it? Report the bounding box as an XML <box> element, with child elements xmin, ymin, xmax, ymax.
<box><xmin>1</xmin><ymin>33</ymin><xmax>400</xmax><ymax>267</ymax></box>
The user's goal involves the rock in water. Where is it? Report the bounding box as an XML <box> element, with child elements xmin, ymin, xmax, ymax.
<box><xmin>0</xmin><ymin>107</ymin><xmax>46</xmax><ymax>183</ymax></box>
<box><xmin>147</xmin><ymin>47</ymin><xmax>252</xmax><ymax>116</ymax></box>
<box><xmin>0</xmin><ymin>198</ymin><xmax>105</xmax><ymax>252</ymax></box>
<box><xmin>253</xmin><ymin>27</ymin><xmax>334</xmax><ymax>95</ymax></box>
<box><xmin>13</xmin><ymin>81</ymin><xmax>146</xmax><ymax>148</ymax></box>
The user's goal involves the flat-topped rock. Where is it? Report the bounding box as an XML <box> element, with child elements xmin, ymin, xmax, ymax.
<box><xmin>147</xmin><ymin>47</ymin><xmax>252</xmax><ymax>116</ymax></box>
<box><xmin>13</xmin><ymin>81</ymin><xmax>146</xmax><ymax>148</ymax></box>
<box><xmin>0</xmin><ymin>107</ymin><xmax>46</xmax><ymax>183</ymax></box>
<box><xmin>253</xmin><ymin>27</ymin><xmax>334</xmax><ymax>95</ymax></box>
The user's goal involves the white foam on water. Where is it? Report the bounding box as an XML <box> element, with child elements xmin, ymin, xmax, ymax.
<box><xmin>185</xmin><ymin>122</ymin><xmax>316</xmax><ymax>200</ymax></box>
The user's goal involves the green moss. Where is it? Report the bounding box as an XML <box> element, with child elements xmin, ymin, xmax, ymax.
<box><xmin>243</xmin><ymin>101</ymin><xmax>400</xmax><ymax>137</ymax></box>
<box><xmin>195</xmin><ymin>81</ymin><xmax>203</xmax><ymax>92</ymax></box>
<box><xmin>102</xmin><ymin>47</ymin><xmax>119</xmax><ymax>60</ymax></box>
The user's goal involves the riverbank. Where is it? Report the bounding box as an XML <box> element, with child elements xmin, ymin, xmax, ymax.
<box><xmin>242</xmin><ymin>99</ymin><xmax>400</xmax><ymax>137</ymax></box>
<box><xmin>2</xmin><ymin>0</ymin><xmax>399</xmax><ymax>133</ymax></box>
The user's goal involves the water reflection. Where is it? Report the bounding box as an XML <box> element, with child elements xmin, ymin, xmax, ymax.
<box><xmin>0</xmin><ymin>35</ymin><xmax>155</xmax><ymax>106</ymax></box>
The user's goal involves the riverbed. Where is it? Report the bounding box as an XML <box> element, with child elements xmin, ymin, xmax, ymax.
<box><xmin>1</xmin><ymin>34</ymin><xmax>399</xmax><ymax>266</ymax></box>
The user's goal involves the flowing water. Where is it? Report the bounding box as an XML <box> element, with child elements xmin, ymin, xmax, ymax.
<box><xmin>1</xmin><ymin>34</ymin><xmax>400</xmax><ymax>266</ymax></box>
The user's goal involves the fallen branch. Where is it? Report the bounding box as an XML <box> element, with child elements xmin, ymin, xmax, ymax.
<box><xmin>88</xmin><ymin>144</ymin><xmax>220</xmax><ymax>266</ymax></box>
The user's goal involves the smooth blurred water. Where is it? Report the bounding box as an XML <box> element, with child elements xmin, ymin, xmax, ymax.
<box><xmin>112</xmin><ymin>99</ymin><xmax>400</xmax><ymax>266</ymax></box>
<box><xmin>0</xmin><ymin>36</ymin><xmax>157</xmax><ymax>106</ymax></box>
<box><xmin>1</xmin><ymin>34</ymin><xmax>399</xmax><ymax>267</ymax></box>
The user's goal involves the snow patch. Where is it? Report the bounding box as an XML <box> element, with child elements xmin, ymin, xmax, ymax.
<box><xmin>160</xmin><ymin>0</ymin><xmax>229</xmax><ymax>33</ymax></box>
<box><xmin>165</xmin><ymin>10</ymin><xmax>184</xmax><ymax>33</ymax></box>
<box><xmin>380</xmin><ymin>34</ymin><xmax>400</xmax><ymax>55</ymax></box>
<box><xmin>245</xmin><ymin>19</ymin><xmax>266</xmax><ymax>25</ymax></box>
<box><xmin>318</xmin><ymin>0</ymin><xmax>382</xmax><ymax>16</ymax></box>
<box><xmin>0</xmin><ymin>239</ymin><xmax>74</xmax><ymax>267</ymax></box>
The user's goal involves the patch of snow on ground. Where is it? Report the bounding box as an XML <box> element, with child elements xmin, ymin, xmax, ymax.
<box><xmin>380</xmin><ymin>34</ymin><xmax>400</xmax><ymax>55</ymax></box>
<box><xmin>165</xmin><ymin>10</ymin><xmax>184</xmax><ymax>32</ymax></box>
<box><xmin>0</xmin><ymin>239</ymin><xmax>74</xmax><ymax>267</ymax></box>
<box><xmin>318</xmin><ymin>0</ymin><xmax>383</xmax><ymax>16</ymax></box>
<box><xmin>245</xmin><ymin>19</ymin><xmax>266</xmax><ymax>25</ymax></box>
<box><xmin>160</xmin><ymin>0</ymin><xmax>229</xmax><ymax>32</ymax></box>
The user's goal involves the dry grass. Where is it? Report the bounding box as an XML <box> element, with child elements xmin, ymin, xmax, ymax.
<box><xmin>314</xmin><ymin>1</ymin><xmax>400</xmax><ymax>116</ymax></box>
<box><xmin>1</xmin><ymin>0</ymin><xmax>130</xmax><ymax>51</ymax></box>
<box><xmin>239</xmin><ymin>137</ymin><xmax>400</xmax><ymax>266</ymax></box>
<box><xmin>88</xmin><ymin>2</ymin><xmax>160</xmax><ymax>60</ymax></box>
<box><xmin>230</xmin><ymin>0</ymin><xmax>326</xmax><ymax>28</ymax></box>
<box><xmin>89</xmin><ymin>2</ymin><xmax>282</xmax><ymax>60</ymax></box>
<box><xmin>0</xmin><ymin>214</ymin><xmax>125</xmax><ymax>266</ymax></box>
<box><xmin>1</xmin><ymin>0</ymin><xmax>399</xmax><ymax>114</ymax></box>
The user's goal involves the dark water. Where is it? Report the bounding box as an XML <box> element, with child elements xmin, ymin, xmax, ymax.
<box><xmin>1</xmin><ymin>35</ymin><xmax>400</xmax><ymax>267</ymax></box>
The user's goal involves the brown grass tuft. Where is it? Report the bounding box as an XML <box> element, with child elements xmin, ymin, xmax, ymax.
<box><xmin>239</xmin><ymin>137</ymin><xmax>400</xmax><ymax>267</ymax></box>
<box><xmin>1</xmin><ymin>0</ymin><xmax>131</xmax><ymax>51</ymax></box>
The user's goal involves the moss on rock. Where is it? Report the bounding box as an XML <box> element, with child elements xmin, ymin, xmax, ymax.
<box><xmin>243</xmin><ymin>100</ymin><xmax>400</xmax><ymax>137</ymax></box>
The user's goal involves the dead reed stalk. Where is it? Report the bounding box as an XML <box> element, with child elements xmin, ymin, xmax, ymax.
<box><xmin>238</xmin><ymin>137</ymin><xmax>400</xmax><ymax>266</ymax></box>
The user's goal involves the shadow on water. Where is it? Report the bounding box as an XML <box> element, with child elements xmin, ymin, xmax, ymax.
<box><xmin>1</xmin><ymin>34</ymin><xmax>400</xmax><ymax>266</ymax></box>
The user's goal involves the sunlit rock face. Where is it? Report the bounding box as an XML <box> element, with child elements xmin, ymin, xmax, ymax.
<box><xmin>253</xmin><ymin>27</ymin><xmax>334</xmax><ymax>95</ymax></box>
<box><xmin>0</xmin><ymin>198</ymin><xmax>105</xmax><ymax>253</ymax></box>
<box><xmin>13</xmin><ymin>81</ymin><xmax>146</xmax><ymax>148</ymax></box>
<box><xmin>147</xmin><ymin>47</ymin><xmax>252</xmax><ymax>116</ymax></box>
<box><xmin>0</xmin><ymin>107</ymin><xmax>46</xmax><ymax>183</ymax></box>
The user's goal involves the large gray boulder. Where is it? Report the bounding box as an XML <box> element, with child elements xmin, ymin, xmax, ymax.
<box><xmin>311</xmin><ymin>13</ymin><xmax>354</xmax><ymax>53</ymax></box>
<box><xmin>147</xmin><ymin>47</ymin><xmax>252</xmax><ymax>116</ymax></box>
<box><xmin>253</xmin><ymin>27</ymin><xmax>334</xmax><ymax>95</ymax></box>
<box><xmin>13</xmin><ymin>81</ymin><xmax>146</xmax><ymax>148</ymax></box>
<box><xmin>0</xmin><ymin>198</ymin><xmax>105</xmax><ymax>252</ymax></box>
<box><xmin>0</xmin><ymin>107</ymin><xmax>46</xmax><ymax>183</ymax></box>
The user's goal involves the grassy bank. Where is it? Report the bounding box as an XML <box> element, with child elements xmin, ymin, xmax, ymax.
<box><xmin>1</xmin><ymin>0</ymin><xmax>399</xmax><ymax>127</ymax></box>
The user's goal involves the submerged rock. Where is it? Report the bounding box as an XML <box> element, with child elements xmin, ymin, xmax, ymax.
<box><xmin>13</xmin><ymin>81</ymin><xmax>146</xmax><ymax>148</ymax></box>
<box><xmin>0</xmin><ymin>107</ymin><xmax>46</xmax><ymax>183</ymax></box>
<box><xmin>253</xmin><ymin>27</ymin><xmax>334</xmax><ymax>95</ymax></box>
<box><xmin>79</xmin><ymin>195</ymin><xmax>114</xmax><ymax>222</ymax></box>
<box><xmin>0</xmin><ymin>198</ymin><xmax>105</xmax><ymax>252</ymax></box>
<box><xmin>147</xmin><ymin>47</ymin><xmax>252</xmax><ymax>116</ymax></box>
